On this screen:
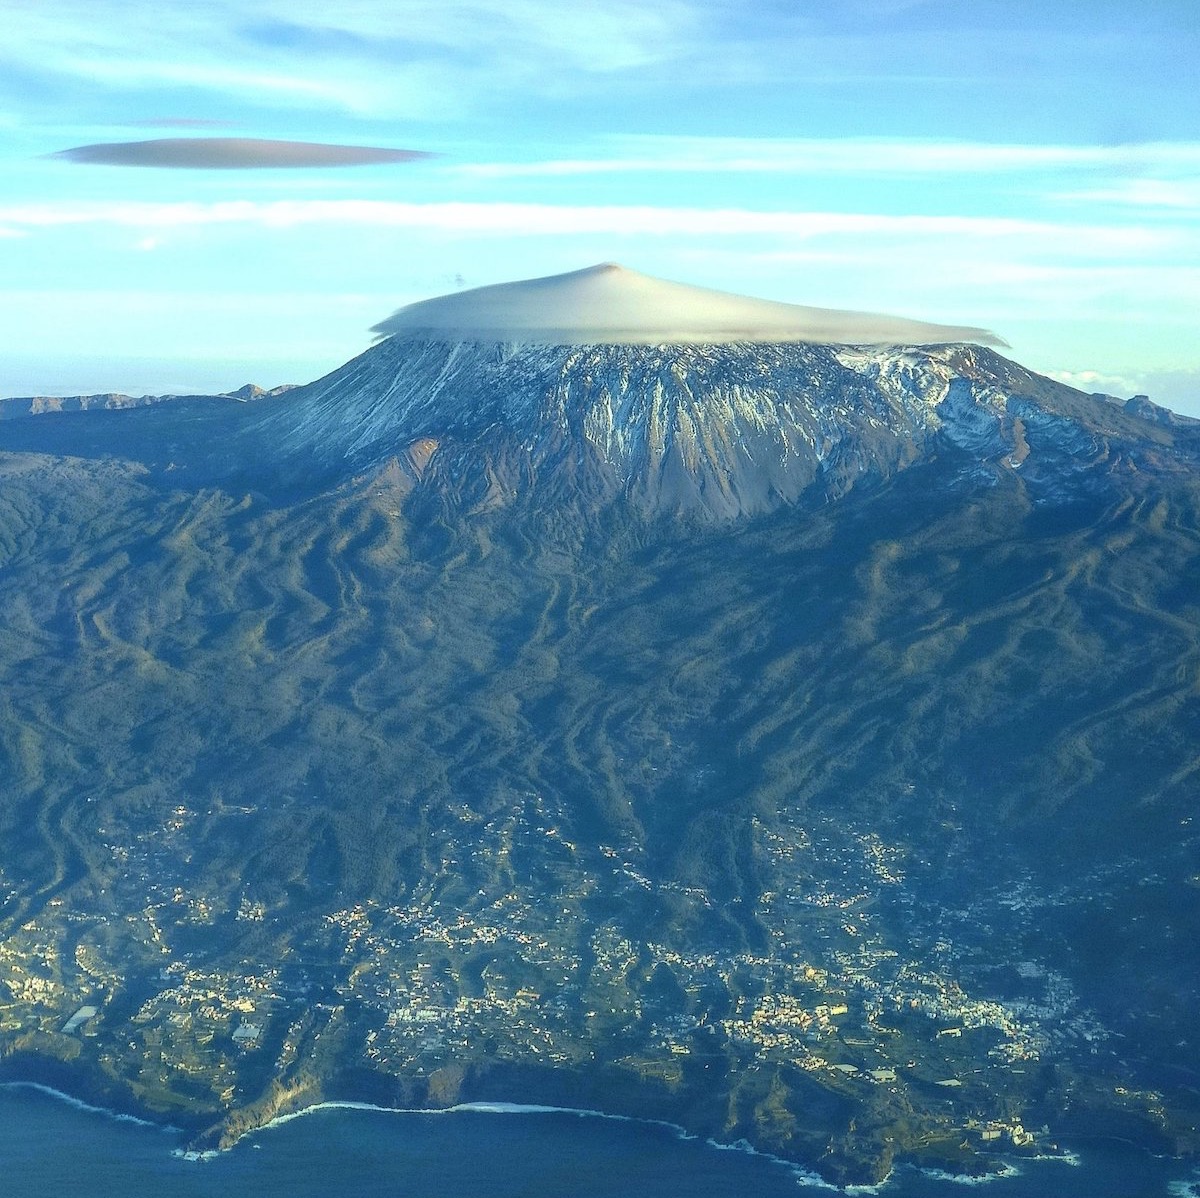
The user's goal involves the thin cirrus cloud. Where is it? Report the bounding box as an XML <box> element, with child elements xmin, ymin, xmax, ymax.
<box><xmin>130</xmin><ymin>118</ymin><xmax>239</xmax><ymax>129</ymax></box>
<box><xmin>1</xmin><ymin>1</ymin><xmax>696</xmax><ymax>120</ymax></box>
<box><xmin>0</xmin><ymin>200</ymin><xmax>1179</xmax><ymax>257</ymax></box>
<box><xmin>457</xmin><ymin>138</ymin><xmax>1200</xmax><ymax>179</ymax></box>
<box><xmin>49</xmin><ymin>137</ymin><xmax>434</xmax><ymax>170</ymax></box>
<box><xmin>1054</xmin><ymin>179</ymin><xmax>1200</xmax><ymax>210</ymax></box>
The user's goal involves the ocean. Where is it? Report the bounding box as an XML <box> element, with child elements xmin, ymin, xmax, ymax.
<box><xmin>1</xmin><ymin>1083</ymin><xmax>1196</xmax><ymax>1198</ymax></box>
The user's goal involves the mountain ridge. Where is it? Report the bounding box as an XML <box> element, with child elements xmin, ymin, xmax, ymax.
<box><xmin>0</xmin><ymin>382</ymin><xmax>295</xmax><ymax>422</ymax></box>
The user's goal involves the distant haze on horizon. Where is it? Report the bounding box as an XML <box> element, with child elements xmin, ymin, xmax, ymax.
<box><xmin>1</xmin><ymin>1</ymin><xmax>1197</xmax><ymax>414</ymax></box>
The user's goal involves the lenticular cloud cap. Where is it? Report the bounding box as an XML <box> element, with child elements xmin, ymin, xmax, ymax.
<box><xmin>371</xmin><ymin>263</ymin><xmax>1007</xmax><ymax>347</ymax></box>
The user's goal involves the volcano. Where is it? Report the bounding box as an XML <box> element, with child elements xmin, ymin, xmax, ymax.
<box><xmin>1</xmin><ymin>267</ymin><xmax>1199</xmax><ymax>1184</ymax></box>
<box><xmin>252</xmin><ymin>262</ymin><xmax>1022</xmax><ymax>516</ymax></box>
<box><xmin>10</xmin><ymin>265</ymin><xmax>1187</xmax><ymax>519</ymax></box>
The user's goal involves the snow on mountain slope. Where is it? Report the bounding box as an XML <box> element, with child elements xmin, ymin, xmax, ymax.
<box><xmin>213</xmin><ymin>268</ymin><xmax>1191</xmax><ymax>518</ymax></box>
<box><xmin>247</xmin><ymin>333</ymin><xmax>1151</xmax><ymax>519</ymax></box>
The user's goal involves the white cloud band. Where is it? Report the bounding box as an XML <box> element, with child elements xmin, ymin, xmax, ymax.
<box><xmin>0</xmin><ymin>199</ymin><xmax>1174</xmax><ymax>255</ymax></box>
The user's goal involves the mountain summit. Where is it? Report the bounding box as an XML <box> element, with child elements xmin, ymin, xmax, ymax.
<box><xmin>247</xmin><ymin>339</ymin><xmax>1068</xmax><ymax>520</ymax></box>
<box><xmin>244</xmin><ymin>260</ymin><xmax>1182</xmax><ymax>518</ymax></box>
<box><xmin>3</xmin><ymin>266</ymin><xmax>1194</xmax><ymax>524</ymax></box>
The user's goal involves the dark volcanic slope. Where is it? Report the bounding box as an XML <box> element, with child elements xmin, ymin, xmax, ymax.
<box><xmin>5</xmin><ymin>339</ymin><xmax>1194</xmax><ymax>516</ymax></box>
<box><xmin>1</xmin><ymin>339</ymin><xmax>1199</xmax><ymax>1182</ymax></box>
<box><xmin>243</xmin><ymin>339</ymin><xmax>1199</xmax><ymax>516</ymax></box>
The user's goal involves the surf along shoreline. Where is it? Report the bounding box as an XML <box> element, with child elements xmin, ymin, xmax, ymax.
<box><xmin>11</xmin><ymin>1071</ymin><xmax>1088</xmax><ymax>1195</ymax></box>
<box><xmin>0</xmin><ymin>1072</ymin><xmax>1118</xmax><ymax>1197</ymax></box>
<box><xmin>0</xmin><ymin>1047</ymin><xmax>1072</xmax><ymax>1188</ymax></box>
<box><xmin>0</xmin><ymin>1055</ymin><xmax>839</xmax><ymax>1190</ymax></box>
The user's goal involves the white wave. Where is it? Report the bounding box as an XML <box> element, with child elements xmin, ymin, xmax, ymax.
<box><xmin>251</xmin><ymin>1098</ymin><xmax>614</xmax><ymax>1136</ymax></box>
<box><xmin>917</xmin><ymin>1161</ymin><xmax>1023</xmax><ymax>1186</ymax></box>
<box><xmin>452</xmin><ymin>1101</ymin><xmax>597</xmax><ymax>1116</ymax></box>
<box><xmin>0</xmin><ymin>1081</ymin><xmax>157</xmax><ymax>1128</ymax></box>
<box><xmin>255</xmin><ymin>1099</ymin><xmax>400</xmax><ymax>1132</ymax></box>
<box><xmin>843</xmin><ymin>1182</ymin><xmax>890</xmax><ymax>1196</ymax></box>
<box><xmin>699</xmin><ymin>1135</ymin><xmax>838</xmax><ymax>1191</ymax></box>
<box><xmin>233</xmin><ymin>1096</ymin><xmax>836</xmax><ymax>1189</ymax></box>
<box><xmin>1026</xmin><ymin>1148</ymin><xmax>1082</xmax><ymax>1166</ymax></box>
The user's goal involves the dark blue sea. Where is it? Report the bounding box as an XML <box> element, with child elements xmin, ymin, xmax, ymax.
<box><xmin>1</xmin><ymin>1083</ymin><xmax>1196</xmax><ymax>1198</ymax></box>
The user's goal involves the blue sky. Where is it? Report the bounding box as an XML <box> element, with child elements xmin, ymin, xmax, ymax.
<box><xmin>2</xmin><ymin>0</ymin><xmax>1198</xmax><ymax>412</ymax></box>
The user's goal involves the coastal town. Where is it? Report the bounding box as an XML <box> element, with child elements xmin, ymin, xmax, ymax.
<box><xmin>0</xmin><ymin>782</ymin><xmax>1168</xmax><ymax>1179</ymax></box>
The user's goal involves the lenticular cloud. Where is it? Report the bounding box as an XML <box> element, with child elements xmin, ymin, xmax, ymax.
<box><xmin>52</xmin><ymin>138</ymin><xmax>433</xmax><ymax>170</ymax></box>
<box><xmin>371</xmin><ymin>264</ymin><xmax>1007</xmax><ymax>347</ymax></box>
